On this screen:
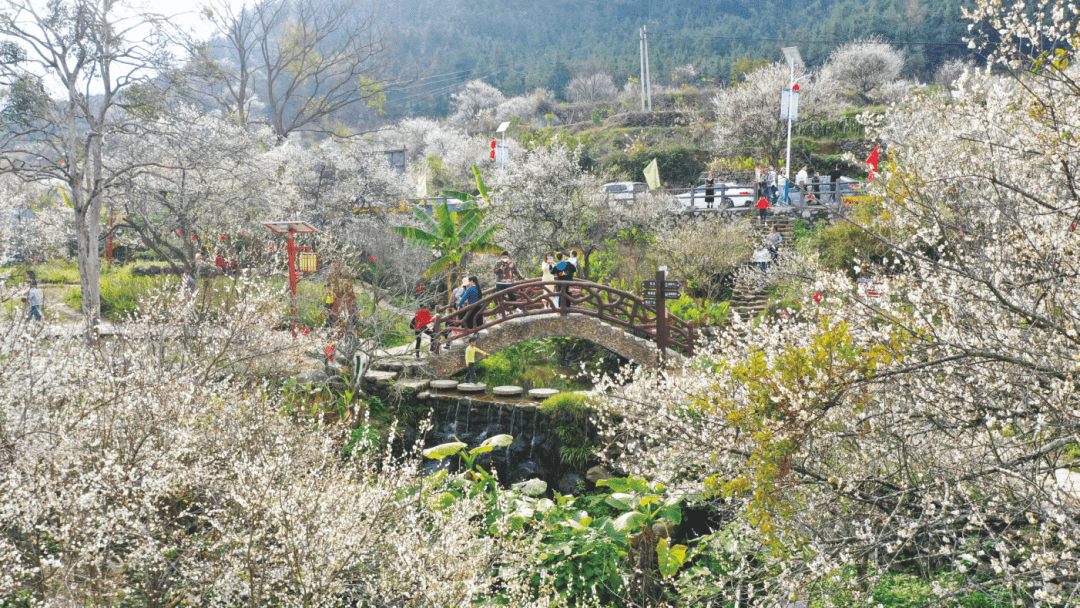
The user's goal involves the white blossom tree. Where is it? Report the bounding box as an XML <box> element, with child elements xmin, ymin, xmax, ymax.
<box><xmin>821</xmin><ymin>36</ymin><xmax>906</xmax><ymax>97</ymax></box>
<box><xmin>711</xmin><ymin>62</ymin><xmax>836</xmax><ymax>167</ymax></box>
<box><xmin>448</xmin><ymin>79</ymin><xmax>505</xmax><ymax>126</ymax></box>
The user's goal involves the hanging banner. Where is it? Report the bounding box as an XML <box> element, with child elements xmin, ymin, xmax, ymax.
<box><xmin>780</xmin><ymin>88</ymin><xmax>800</xmax><ymax>122</ymax></box>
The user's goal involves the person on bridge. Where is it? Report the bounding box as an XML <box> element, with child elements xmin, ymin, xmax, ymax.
<box><xmin>451</xmin><ymin>277</ymin><xmax>468</xmax><ymax>306</ymax></box>
<box><xmin>494</xmin><ymin>250</ymin><xmax>524</xmax><ymax>305</ymax></box>
<box><xmin>542</xmin><ymin>252</ymin><xmax>556</xmax><ymax>307</ymax></box>
<box><xmin>704</xmin><ymin>172</ymin><xmax>716</xmax><ymax>208</ymax></box>
<box><xmin>553</xmin><ymin>252</ymin><xmax>577</xmax><ymax>308</ymax></box>
<box><xmin>457</xmin><ymin>276</ymin><xmax>485</xmax><ymax>329</ymax></box>
<box><xmin>464</xmin><ymin>338</ymin><xmax>489</xmax><ymax>383</ymax></box>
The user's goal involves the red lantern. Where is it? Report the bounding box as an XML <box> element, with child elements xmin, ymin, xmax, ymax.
<box><xmin>220</xmin><ymin>235</ymin><xmax>227</xmax><ymax>240</ymax></box>
<box><xmin>813</xmin><ymin>293</ymin><xmax>823</xmax><ymax>303</ymax></box>
<box><xmin>491</xmin><ymin>140</ymin><xmax>497</xmax><ymax>149</ymax></box>
<box><xmin>176</xmin><ymin>230</ymin><xmax>182</xmax><ymax>236</ymax></box>
<box><xmin>792</xmin><ymin>83</ymin><xmax>800</xmax><ymax>91</ymax></box>
<box><xmin>192</xmin><ymin>235</ymin><xmax>197</xmax><ymax>240</ymax></box>
<box><xmin>269</xmin><ymin>244</ymin><xmax>275</xmax><ymax>250</ymax></box>
<box><xmin>369</xmin><ymin>255</ymin><xmax>376</xmax><ymax>261</ymax></box>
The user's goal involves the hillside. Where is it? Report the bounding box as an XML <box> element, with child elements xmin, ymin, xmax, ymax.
<box><xmin>380</xmin><ymin>0</ymin><xmax>976</xmax><ymax>118</ymax></box>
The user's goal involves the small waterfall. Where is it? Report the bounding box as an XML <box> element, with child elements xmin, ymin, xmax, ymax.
<box><xmin>506</xmin><ymin>408</ymin><xmax>517</xmax><ymax>471</ymax></box>
<box><xmin>484</xmin><ymin>403</ymin><xmax>492</xmax><ymax>435</ymax></box>
<box><xmin>452</xmin><ymin>399</ymin><xmax>461</xmax><ymax>434</ymax></box>
<box><xmin>465</xmin><ymin>399</ymin><xmax>472</xmax><ymax>433</ymax></box>
<box><xmin>497</xmin><ymin>407</ymin><xmax>503</xmax><ymax>429</ymax></box>
<box><xmin>529</xmin><ymin>408</ymin><xmax>539</xmax><ymax>459</ymax></box>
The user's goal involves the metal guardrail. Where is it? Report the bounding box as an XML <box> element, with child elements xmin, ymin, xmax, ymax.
<box><xmin>352</xmin><ymin>179</ymin><xmax>871</xmax><ymax>214</ymax></box>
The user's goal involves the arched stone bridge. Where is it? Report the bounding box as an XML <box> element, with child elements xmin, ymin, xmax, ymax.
<box><xmin>424</xmin><ymin>279</ymin><xmax>693</xmax><ymax>378</ymax></box>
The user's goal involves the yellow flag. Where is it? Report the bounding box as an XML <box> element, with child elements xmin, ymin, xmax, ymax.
<box><xmin>416</xmin><ymin>173</ymin><xmax>428</xmax><ymax>197</ymax></box>
<box><xmin>643</xmin><ymin>158</ymin><xmax>660</xmax><ymax>191</ymax></box>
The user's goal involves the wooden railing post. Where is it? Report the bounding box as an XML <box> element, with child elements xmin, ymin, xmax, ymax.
<box><xmin>432</xmin><ymin>315</ymin><xmax>442</xmax><ymax>354</ymax></box>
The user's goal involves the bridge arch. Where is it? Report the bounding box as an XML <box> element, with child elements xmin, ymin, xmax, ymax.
<box><xmin>425</xmin><ymin>279</ymin><xmax>693</xmax><ymax>377</ymax></box>
<box><xmin>425</xmin><ymin>312</ymin><xmax>666</xmax><ymax>377</ymax></box>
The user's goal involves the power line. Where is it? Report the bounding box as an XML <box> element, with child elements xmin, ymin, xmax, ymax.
<box><xmin>646</xmin><ymin>31</ymin><xmax>974</xmax><ymax>47</ymax></box>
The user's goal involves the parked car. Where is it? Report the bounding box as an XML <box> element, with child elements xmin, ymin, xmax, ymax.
<box><xmin>675</xmin><ymin>183</ymin><xmax>755</xmax><ymax>209</ymax></box>
<box><xmin>602</xmin><ymin>182</ymin><xmax>648</xmax><ymax>201</ymax></box>
<box><xmin>417</xmin><ymin>197</ymin><xmax>466</xmax><ymax>213</ymax></box>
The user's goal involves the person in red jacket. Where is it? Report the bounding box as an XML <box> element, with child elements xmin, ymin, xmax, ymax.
<box><xmin>755</xmin><ymin>195</ymin><xmax>770</xmax><ymax>223</ymax></box>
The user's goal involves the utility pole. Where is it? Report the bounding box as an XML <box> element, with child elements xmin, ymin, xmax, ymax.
<box><xmin>644</xmin><ymin>25</ymin><xmax>653</xmax><ymax>111</ymax></box>
<box><xmin>639</xmin><ymin>28</ymin><xmax>646</xmax><ymax>111</ymax></box>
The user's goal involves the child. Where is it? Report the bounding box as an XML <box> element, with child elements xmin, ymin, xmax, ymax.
<box><xmin>24</xmin><ymin>277</ymin><xmax>42</xmax><ymax>322</ymax></box>
<box><xmin>464</xmin><ymin>338</ymin><xmax>489</xmax><ymax>383</ymax></box>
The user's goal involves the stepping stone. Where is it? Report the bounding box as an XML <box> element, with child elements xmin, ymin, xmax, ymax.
<box><xmin>417</xmin><ymin>391</ymin><xmax>430</xmax><ymax>400</ymax></box>
<box><xmin>528</xmin><ymin>388</ymin><xmax>560</xmax><ymax>400</ymax></box>
<box><xmin>374</xmin><ymin>358</ymin><xmax>405</xmax><ymax>371</ymax></box>
<box><xmin>429</xmin><ymin>379</ymin><xmax>459</xmax><ymax>390</ymax></box>
<box><xmin>396</xmin><ymin>379</ymin><xmax>430</xmax><ymax>392</ymax></box>
<box><xmin>363</xmin><ymin>370</ymin><xmax>398</xmax><ymax>387</ymax></box>
<box><xmin>457</xmin><ymin>382</ymin><xmax>487</xmax><ymax>393</ymax></box>
<box><xmin>516</xmin><ymin>403</ymin><xmax>538</xmax><ymax>412</ymax></box>
<box><xmin>492</xmin><ymin>385</ymin><xmax>523</xmax><ymax>396</ymax></box>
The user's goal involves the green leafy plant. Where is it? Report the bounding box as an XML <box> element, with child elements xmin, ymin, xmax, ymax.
<box><xmin>539</xmin><ymin>393</ymin><xmax>595</xmax><ymax>472</ymax></box>
<box><xmin>666</xmin><ymin>295</ymin><xmax>729</xmax><ymax>326</ymax></box>
<box><xmin>595</xmin><ymin>476</ymin><xmax>688</xmax><ymax>600</ymax></box>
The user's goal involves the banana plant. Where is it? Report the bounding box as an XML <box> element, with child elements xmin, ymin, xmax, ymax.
<box><xmin>389</xmin><ymin>166</ymin><xmax>502</xmax><ymax>300</ymax></box>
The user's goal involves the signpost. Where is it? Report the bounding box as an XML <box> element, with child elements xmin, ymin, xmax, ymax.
<box><xmin>262</xmin><ymin>220</ymin><xmax>319</xmax><ymax>336</ymax></box>
<box><xmin>642</xmin><ymin>268</ymin><xmax>681</xmax><ymax>358</ymax></box>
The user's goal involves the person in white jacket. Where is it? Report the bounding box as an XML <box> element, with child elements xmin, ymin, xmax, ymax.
<box><xmin>752</xmin><ymin>247</ymin><xmax>770</xmax><ymax>274</ymax></box>
<box><xmin>796</xmin><ymin>165</ymin><xmax>809</xmax><ymax>201</ymax></box>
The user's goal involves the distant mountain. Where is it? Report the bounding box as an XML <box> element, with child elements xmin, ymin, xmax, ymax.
<box><xmin>379</xmin><ymin>0</ymin><xmax>976</xmax><ymax>117</ymax></box>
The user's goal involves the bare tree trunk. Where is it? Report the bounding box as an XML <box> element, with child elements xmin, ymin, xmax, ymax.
<box><xmin>74</xmin><ymin>199</ymin><xmax>102</xmax><ymax>331</ymax></box>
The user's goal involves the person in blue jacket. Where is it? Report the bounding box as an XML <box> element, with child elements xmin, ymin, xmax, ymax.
<box><xmin>457</xmin><ymin>276</ymin><xmax>485</xmax><ymax>329</ymax></box>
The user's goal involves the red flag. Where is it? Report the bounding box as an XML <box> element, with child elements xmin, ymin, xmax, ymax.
<box><xmin>866</xmin><ymin>145</ymin><xmax>880</xmax><ymax>179</ymax></box>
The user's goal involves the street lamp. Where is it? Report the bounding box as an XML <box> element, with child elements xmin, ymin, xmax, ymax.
<box><xmin>781</xmin><ymin>47</ymin><xmax>811</xmax><ymax>205</ymax></box>
<box><xmin>262</xmin><ymin>220</ymin><xmax>318</xmax><ymax>336</ymax></box>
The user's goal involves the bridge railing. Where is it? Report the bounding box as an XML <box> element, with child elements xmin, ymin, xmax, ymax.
<box><xmin>432</xmin><ymin>278</ymin><xmax>694</xmax><ymax>358</ymax></box>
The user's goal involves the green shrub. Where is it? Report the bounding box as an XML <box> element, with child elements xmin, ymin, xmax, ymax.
<box><xmin>792</xmin><ymin>219</ymin><xmax>813</xmax><ymax>243</ymax></box>
<box><xmin>477</xmin><ymin>353</ymin><xmax>520</xmax><ymax>386</ymax></box>
<box><xmin>604</xmin><ymin>145</ymin><xmax>707</xmax><ymax>187</ymax></box>
<box><xmin>540</xmin><ymin>393</ymin><xmax>595</xmax><ymax>472</ymax></box>
<box><xmin>666</xmin><ymin>295</ymin><xmax>728</xmax><ymax>326</ymax></box>
<box><xmin>811</xmin><ymin>202</ymin><xmax>896</xmax><ymax>275</ymax></box>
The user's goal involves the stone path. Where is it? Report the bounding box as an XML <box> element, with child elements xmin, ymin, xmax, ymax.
<box><xmin>729</xmin><ymin>215</ymin><xmax>794</xmax><ymax>320</ymax></box>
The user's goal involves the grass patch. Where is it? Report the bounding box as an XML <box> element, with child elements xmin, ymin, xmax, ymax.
<box><xmin>539</xmin><ymin>393</ymin><xmax>596</xmax><ymax>472</ymax></box>
<box><xmin>66</xmin><ymin>272</ymin><xmax>172</xmax><ymax>320</ymax></box>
